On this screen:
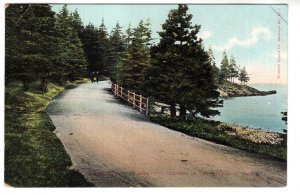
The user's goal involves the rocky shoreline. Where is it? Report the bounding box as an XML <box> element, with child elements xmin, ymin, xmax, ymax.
<box><xmin>222</xmin><ymin>123</ymin><xmax>285</xmax><ymax>145</ymax></box>
<box><xmin>218</xmin><ymin>82</ymin><xmax>277</xmax><ymax>98</ymax></box>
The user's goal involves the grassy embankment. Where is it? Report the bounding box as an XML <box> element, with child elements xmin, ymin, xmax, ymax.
<box><xmin>5</xmin><ymin>79</ymin><xmax>93</xmax><ymax>187</ymax></box>
<box><xmin>149</xmin><ymin>114</ymin><xmax>287</xmax><ymax>161</ymax></box>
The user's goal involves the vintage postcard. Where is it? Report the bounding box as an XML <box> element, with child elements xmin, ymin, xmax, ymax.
<box><xmin>4</xmin><ymin>2</ymin><xmax>289</xmax><ymax>188</ymax></box>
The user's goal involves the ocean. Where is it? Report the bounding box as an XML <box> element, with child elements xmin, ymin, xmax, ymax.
<box><xmin>212</xmin><ymin>83</ymin><xmax>288</xmax><ymax>133</ymax></box>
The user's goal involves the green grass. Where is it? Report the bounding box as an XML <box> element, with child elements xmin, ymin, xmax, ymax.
<box><xmin>5</xmin><ymin>79</ymin><xmax>93</xmax><ymax>187</ymax></box>
<box><xmin>149</xmin><ymin>114</ymin><xmax>287</xmax><ymax>161</ymax></box>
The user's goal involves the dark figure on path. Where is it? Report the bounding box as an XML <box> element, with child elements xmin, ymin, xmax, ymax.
<box><xmin>89</xmin><ymin>72</ymin><xmax>94</xmax><ymax>83</ymax></box>
<box><xmin>89</xmin><ymin>71</ymin><xmax>100</xmax><ymax>83</ymax></box>
<box><xmin>96</xmin><ymin>71</ymin><xmax>100</xmax><ymax>83</ymax></box>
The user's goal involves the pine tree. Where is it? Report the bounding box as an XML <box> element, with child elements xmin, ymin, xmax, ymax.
<box><xmin>120</xmin><ymin>20</ymin><xmax>152</xmax><ymax>93</ymax></box>
<box><xmin>70</xmin><ymin>9</ymin><xmax>84</xmax><ymax>38</ymax></box>
<box><xmin>228</xmin><ymin>55</ymin><xmax>239</xmax><ymax>83</ymax></box>
<box><xmin>144</xmin><ymin>4</ymin><xmax>222</xmax><ymax>118</ymax></box>
<box><xmin>68</xmin><ymin>11</ymin><xmax>87</xmax><ymax>80</ymax></box>
<box><xmin>115</xmin><ymin>24</ymin><xmax>133</xmax><ymax>85</ymax></box>
<box><xmin>238</xmin><ymin>66</ymin><xmax>250</xmax><ymax>85</ymax></box>
<box><xmin>81</xmin><ymin>23</ymin><xmax>101</xmax><ymax>80</ymax></box>
<box><xmin>207</xmin><ymin>46</ymin><xmax>216</xmax><ymax>67</ymax></box>
<box><xmin>6</xmin><ymin>4</ymin><xmax>59</xmax><ymax>92</ymax></box>
<box><xmin>55</xmin><ymin>5</ymin><xmax>87</xmax><ymax>82</ymax></box>
<box><xmin>98</xmin><ymin>18</ymin><xmax>109</xmax><ymax>76</ymax></box>
<box><xmin>108</xmin><ymin>22</ymin><xmax>125</xmax><ymax>83</ymax></box>
<box><xmin>207</xmin><ymin>46</ymin><xmax>219</xmax><ymax>84</ymax></box>
<box><xmin>220</xmin><ymin>50</ymin><xmax>230</xmax><ymax>82</ymax></box>
<box><xmin>5</xmin><ymin>4</ymin><xmax>29</xmax><ymax>87</ymax></box>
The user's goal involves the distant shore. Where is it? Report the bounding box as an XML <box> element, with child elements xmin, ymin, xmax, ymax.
<box><xmin>218</xmin><ymin>82</ymin><xmax>276</xmax><ymax>98</ymax></box>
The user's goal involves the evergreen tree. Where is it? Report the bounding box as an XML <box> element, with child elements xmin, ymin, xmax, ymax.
<box><xmin>114</xmin><ymin>24</ymin><xmax>133</xmax><ymax>85</ymax></box>
<box><xmin>220</xmin><ymin>50</ymin><xmax>230</xmax><ymax>82</ymax></box>
<box><xmin>98</xmin><ymin>18</ymin><xmax>110</xmax><ymax>76</ymax></box>
<box><xmin>108</xmin><ymin>22</ymin><xmax>125</xmax><ymax>83</ymax></box>
<box><xmin>55</xmin><ymin>5</ymin><xmax>87</xmax><ymax>82</ymax></box>
<box><xmin>5</xmin><ymin>4</ymin><xmax>29</xmax><ymax>86</ymax></box>
<box><xmin>6</xmin><ymin>4</ymin><xmax>59</xmax><ymax>92</ymax></box>
<box><xmin>70</xmin><ymin>9</ymin><xmax>84</xmax><ymax>38</ymax></box>
<box><xmin>228</xmin><ymin>55</ymin><xmax>239</xmax><ymax>83</ymax></box>
<box><xmin>238</xmin><ymin>66</ymin><xmax>250</xmax><ymax>85</ymax></box>
<box><xmin>81</xmin><ymin>23</ymin><xmax>101</xmax><ymax>79</ymax></box>
<box><xmin>207</xmin><ymin>46</ymin><xmax>219</xmax><ymax>83</ymax></box>
<box><xmin>207</xmin><ymin>46</ymin><xmax>216</xmax><ymax>67</ymax></box>
<box><xmin>144</xmin><ymin>4</ymin><xmax>222</xmax><ymax>118</ymax></box>
<box><xmin>120</xmin><ymin>20</ymin><xmax>152</xmax><ymax>93</ymax></box>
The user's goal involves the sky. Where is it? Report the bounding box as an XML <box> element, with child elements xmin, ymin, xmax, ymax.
<box><xmin>51</xmin><ymin>4</ymin><xmax>288</xmax><ymax>84</ymax></box>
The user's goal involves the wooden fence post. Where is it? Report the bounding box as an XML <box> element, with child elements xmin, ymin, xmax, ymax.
<box><xmin>139</xmin><ymin>95</ymin><xmax>142</xmax><ymax>112</ymax></box>
<box><xmin>133</xmin><ymin>92</ymin><xmax>135</xmax><ymax>108</ymax></box>
<box><xmin>112</xmin><ymin>83</ymin><xmax>148</xmax><ymax>115</ymax></box>
<box><xmin>146</xmin><ymin>98</ymin><xmax>149</xmax><ymax>115</ymax></box>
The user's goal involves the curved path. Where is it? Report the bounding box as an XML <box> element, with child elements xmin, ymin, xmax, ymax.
<box><xmin>46</xmin><ymin>81</ymin><xmax>286</xmax><ymax>187</ymax></box>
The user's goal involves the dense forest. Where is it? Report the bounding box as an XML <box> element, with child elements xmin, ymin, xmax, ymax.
<box><xmin>6</xmin><ymin>4</ymin><xmax>250</xmax><ymax>118</ymax></box>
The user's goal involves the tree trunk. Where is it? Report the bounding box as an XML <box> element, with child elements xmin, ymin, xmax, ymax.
<box><xmin>41</xmin><ymin>78</ymin><xmax>48</xmax><ymax>94</ymax></box>
<box><xmin>179</xmin><ymin>104</ymin><xmax>186</xmax><ymax>119</ymax></box>
<box><xmin>170</xmin><ymin>102</ymin><xmax>176</xmax><ymax>118</ymax></box>
<box><xmin>22</xmin><ymin>80</ymin><xmax>29</xmax><ymax>91</ymax></box>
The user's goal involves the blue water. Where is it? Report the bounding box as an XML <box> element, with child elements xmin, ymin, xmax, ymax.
<box><xmin>212</xmin><ymin>83</ymin><xmax>287</xmax><ymax>133</ymax></box>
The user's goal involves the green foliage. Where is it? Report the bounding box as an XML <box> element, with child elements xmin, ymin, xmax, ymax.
<box><xmin>119</xmin><ymin>20</ymin><xmax>152</xmax><ymax>93</ymax></box>
<box><xmin>207</xmin><ymin>46</ymin><xmax>220</xmax><ymax>84</ymax></box>
<box><xmin>71</xmin><ymin>9</ymin><xmax>84</xmax><ymax>37</ymax></box>
<box><xmin>108</xmin><ymin>22</ymin><xmax>126</xmax><ymax>83</ymax></box>
<box><xmin>5</xmin><ymin>4</ymin><xmax>59</xmax><ymax>91</ymax></box>
<box><xmin>5</xmin><ymin>80</ymin><xmax>92</xmax><ymax>187</ymax></box>
<box><xmin>228</xmin><ymin>55</ymin><xmax>239</xmax><ymax>82</ymax></box>
<box><xmin>5</xmin><ymin>4</ymin><xmax>87</xmax><ymax>92</ymax></box>
<box><xmin>219</xmin><ymin>50</ymin><xmax>250</xmax><ymax>86</ymax></box>
<box><xmin>98</xmin><ymin>18</ymin><xmax>110</xmax><ymax>76</ymax></box>
<box><xmin>80</xmin><ymin>19</ymin><xmax>112</xmax><ymax>80</ymax></box>
<box><xmin>220</xmin><ymin>50</ymin><xmax>230</xmax><ymax>81</ymax></box>
<box><xmin>238</xmin><ymin>66</ymin><xmax>250</xmax><ymax>85</ymax></box>
<box><xmin>220</xmin><ymin>50</ymin><xmax>248</xmax><ymax>88</ymax></box>
<box><xmin>5</xmin><ymin>82</ymin><xmax>63</xmax><ymax>113</ymax></box>
<box><xmin>144</xmin><ymin>4</ymin><xmax>221</xmax><ymax>118</ymax></box>
<box><xmin>55</xmin><ymin>5</ymin><xmax>87</xmax><ymax>82</ymax></box>
<box><xmin>80</xmin><ymin>23</ymin><xmax>101</xmax><ymax>76</ymax></box>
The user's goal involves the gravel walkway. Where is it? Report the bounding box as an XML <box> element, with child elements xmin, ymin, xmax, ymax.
<box><xmin>46</xmin><ymin>81</ymin><xmax>286</xmax><ymax>187</ymax></box>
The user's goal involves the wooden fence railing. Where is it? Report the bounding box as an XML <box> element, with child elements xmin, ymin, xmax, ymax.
<box><xmin>111</xmin><ymin>83</ymin><xmax>149</xmax><ymax>115</ymax></box>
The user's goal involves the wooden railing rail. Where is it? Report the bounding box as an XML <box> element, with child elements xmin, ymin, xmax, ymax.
<box><xmin>111</xmin><ymin>83</ymin><xmax>149</xmax><ymax>115</ymax></box>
